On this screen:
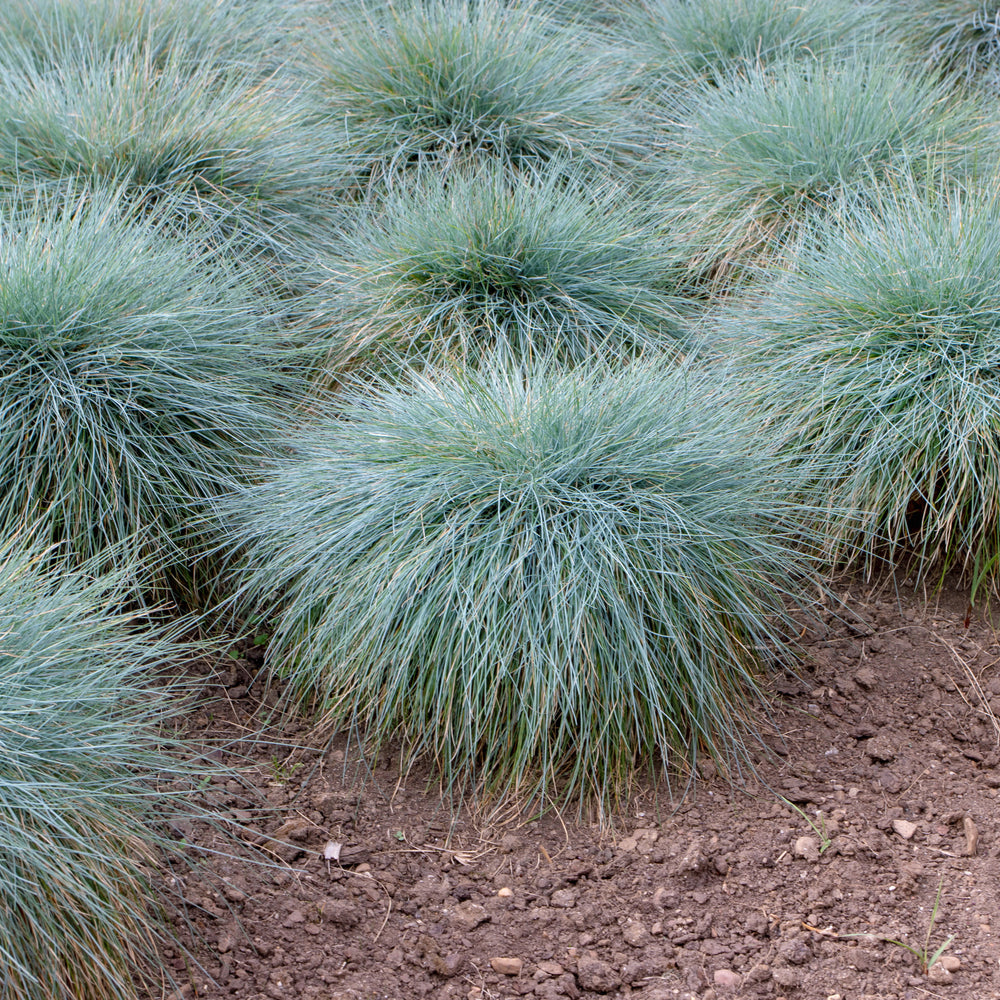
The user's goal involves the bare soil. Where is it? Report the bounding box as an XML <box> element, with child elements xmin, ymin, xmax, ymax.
<box><xmin>158</xmin><ymin>580</ymin><xmax>1000</xmax><ymax>1000</ymax></box>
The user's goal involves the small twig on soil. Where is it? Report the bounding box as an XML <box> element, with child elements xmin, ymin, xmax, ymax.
<box><xmin>389</xmin><ymin>844</ymin><xmax>492</xmax><ymax>865</ymax></box>
<box><xmin>372</xmin><ymin>895</ymin><xmax>392</xmax><ymax>943</ymax></box>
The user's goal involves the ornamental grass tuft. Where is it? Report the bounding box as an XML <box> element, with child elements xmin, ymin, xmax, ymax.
<box><xmin>221</xmin><ymin>360</ymin><xmax>824</xmax><ymax>812</ymax></box>
<box><xmin>722</xmin><ymin>178</ymin><xmax>1000</xmax><ymax>586</ymax></box>
<box><xmin>625</xmin><ymin>0</ymin><xmax>866</xmax><ymax>89</ymax></box>
<box><xmin>0</xmin><ymin>37</ymin><xmax>340</xmax><ymax>250</ymax></box>
<box><xmin>314</xmin><ymin>163</ymin><xmax>691</xmax><ymax>368</ymax></box>
<box><xmin>0</xmin><ymin>539</ymin><xmax>221</xmax><ymax>1000</ymax></box>
<box><xmin>304</xmin><ymin>0</ymin><xmax>637</xmax><ymax>185</ymax></box>
<box><xmin>0</xmin><ymin>186</ymin><xmax>295</xmax><ymax>590</ymax></box>
<box><xmin>0</xmin><ymin>0</ymin><xmax>301</xmax><ymax>77</ymax></box>
<box><xmin>878</xmin><ymin>0</ymin><xmax>1000</xmax><ymax>89</ymax></box>
<box><xmin>662</xmin><ymin>48</ymin><xmax>985</xmax><ymax>270</ymax></box>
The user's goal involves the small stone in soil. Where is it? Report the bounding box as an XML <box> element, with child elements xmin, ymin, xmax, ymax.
<box><xmin>713</xmin><ymin>968</ymin><xmax>740</xmax><ymax>990</ymax></box>
<box><xmin>550</xmin><ymin>888</ymin><xmax>577</xmax><ymax>908</ymax></box>
<box><xmin>448</xmin><ymin>901</ymin><xmax>489</xmax><ymax>931</ymax></box>
<box><xmin>854</xmin><ymin>666</ymin><xmax>877</xmax><ymax>690</ymax></box>
<box><xmin>623</xmin><ymin>920</ymin><xmax>651</xmax><ymax>947</ymax></box>
<box><xmin>927</xmin><ymin>963</ymin><xmax>953</xmax><ymax>984</ymax></box>
<box><xmin>490</xmin><ymin>957</ymin><xmax>523</xmax><ymax>976</ymax></box>
<box><xmin>892</xmin><ymin>819</ymin><xmax>918</xmax><ymax>840</ymax></box>
<box><xmin>964</xmin><ymin>815</ymin><xmax>979</xmax><ymax>856</ymax></box>
<box><xmin>536</xmin><ymin>961</ymin><xmax>565</xmax><ymax>978</ymax></box>
<box><xmin>431</xmin><ymin>952</ymin><xmax>465</xmax><ymax>978</ymax></box>
<box><xmin>793</xmin><ymin>836</ymin><xmax>820</xmax><ymax>862</ymax></box>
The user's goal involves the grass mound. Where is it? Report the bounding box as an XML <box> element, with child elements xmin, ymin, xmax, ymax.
<box><xmin>305</xmin><ymin>0</ymin><xmax>636</xmax><ymax>185</ymax></box>
<box><xmin>725</xmin><ymin>179</ymin><xmax>1000</xmax><ymax>585</ymax></box>
<box><xmin>0</xmin><ymin>540</ymin><xmax>219</xmax><ymax>1000</ymax></box>
<box><xmin>0</xmin><ymin>186</ymin><xmax>294</xmax><ymax>588</ymax></box>
<box><xmin>0</xmin><ymin>0</ymin><xmax>300</xmax><ymax>76</ymax></box>
<box><xmin>0</xmin><ymin>37</ymin><xmax>338</xmax><ymax>249</ymax></box>
<box><xmin>663</xmin><ymin>48</ymin><xmax>983</xmax><ymax>268</ymax></box>
<box><xmin>222</xmin><ymin>360</ymin><xmax>822</xmax><ymax>811</ymax></box>
<box><xmin>878</xmin><ymin>0</ymin><xmax>1000</xmax><ymax>88</ymax></box>
<box><xmin>317</xmin><ymin>163</ymin><xmax>690</xmax><ymax>368</ymax></box>
<box><xmin>626</xmin><ymin>0</ymin><xmax>864</xmax><ymax>88</ymax></box>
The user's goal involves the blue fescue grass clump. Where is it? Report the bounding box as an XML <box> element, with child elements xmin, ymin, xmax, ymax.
<box><xmin>304</xmin><ymin>0</ymin><xmax>638</xmax><ymax>185</ymax></box>
<box><xmin>0</xmin><ymin>540</ymin><xmax>221</xmax><ymax>1000</ymax></box>
<box><xmin>220</xmin><ymin>360</ymin><xmax>824</xmax><ymax>812</ymax></box>
<box><xmin>313</xmin><ymin>163</ymin><xmax>692</xmax><ymax>368</ymax></box>
<box><xmin>0</xmin><ymin>37</ymin><xmax>341</xmax><ymax>250</ymax></box>
<box><xmin>877</xmin><ymin>0</ymin><xmax>1000</xmax><ymax>89</ymax></box>
<box><xmin>0</xmin><ymin>0</ymin><xmax>302</xmax><ymax>77</ymax></box>
<box><xmin>625</xmin><ymin>0</ymin><xmax>867</xmax><ymax>89</ymax></box>
<box><xmin>662</xmin><ymin>48</ymin><xmax>986</xmax><ymax>269</ymax></box>
<box><xmin>0</xmin><ymin>186</ymin><xmax>296</xmax><ymax>589</ymax></box>
<box><xmin>721</xmin><ymin>178</ymin><xmax>1000</xmax><ymax>587</ymax></box>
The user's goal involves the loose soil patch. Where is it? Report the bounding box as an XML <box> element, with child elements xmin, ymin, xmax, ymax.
<box><xmin>157</xmin><ymin>581</ymin><xmax>1000</xmax><ymax>1000</ymax></box>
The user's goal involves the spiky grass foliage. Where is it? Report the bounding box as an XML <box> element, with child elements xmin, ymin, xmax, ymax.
<box><xmin>662</xmin><ymin>49</ymin><xmax>985</xmax><ymax>271</ymax></box>
<box><xmin>221</xmin><ymin>360</ymin><xmax>823</xmax><ymax>811</ymax></box>
<box><xmin>315</xmin><ymin>163</ymin><xmax>690</xmax><ymax>368</ymax></box>
<box><xmin>0</xmin><ymin>186</ymin><xmax>295</xmax><ymax>590</ymax></box>
<box><xmin>305</xmin><ymin>0</ymin><xmax>637</xmax><ymax>185</ymax></box>
<box><xmin>879</xmin><ymin>0</ymin><xmax>1000</xmax><ymax>89</ymax></box>
<box><xmin>0</xmin><ymin>0</ymin><xmax>303</xmax><ymax>77</ymax></box>
<box><xmin>0</xmin><ymin>540</ymin><xmax>218</xmax><ymax>1000</ymax></box>
<box><xmin>724</xmin><ymin>179</ymin><xmax>1000</xmax><ymax>586</ymax></box>
<box><xmin>625</xmin><ymin>0</ymin><xmax>866</xmax><ymax>89</ymax></box>
<box><xmin>0</xmin><ymin>39</ymin><xmax>341</xmax><ymax>251</ymax></box>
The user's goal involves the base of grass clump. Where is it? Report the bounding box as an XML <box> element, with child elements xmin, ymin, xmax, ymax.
<box><xmin>222</xmin><ymin>358</ymin><xmax>824</xmax><ymax>813</ymax></box>
<box><xmin>0</xmin><ymin>539</ymin><xmax>223</xmax><ymax>1000</ymax></box>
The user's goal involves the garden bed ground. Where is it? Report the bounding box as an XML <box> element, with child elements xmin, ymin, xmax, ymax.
<box><xmin>161</xmin><ymin>580</ymin><xmax>1000</xmax><ymax>1000</ymax></box>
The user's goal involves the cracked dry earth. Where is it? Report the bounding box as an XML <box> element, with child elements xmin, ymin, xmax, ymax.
<box><xmin>157</xmin><ymin>581</ymin><xmax>1000</xmax><ymax>1000</ymax></box>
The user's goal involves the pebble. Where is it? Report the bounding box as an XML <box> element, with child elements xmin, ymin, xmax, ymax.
<box><xmin>536</xmin><ymin>961</ymin><xmax>565</xmax><ymax>978</ymax></box>
<box><xmin>490</xmin><ymin>957</ymin><xmax>523</xmax><ymax>976</ymax></box>
<box><xmin>854</xmin><ymin>666</ymin><xmax>877</xmax><ymax>690</ymax></box>
<box><xmin>432</xmin><ymin>952</ymin><xmax>465</xmax><ymax>978</ymax></box>
<box><xmin>793</xmin><ymin>836</ymin><xmax>820</xmax><ymax>863</ymax></box>
<box><xmin>964</xmin><ymin>816</ymin><xmax>979</xmax><ymax>856</ymax></box>
<box><xmin>623</xmin><ymin>921</ymin><xmax>651</xmax><ymax>948</ymax></box>
<box><xmin>497</xmin><ymin>887</ymin><xmax>514</xmax><ymax>898</ymax></box>
<box><xmin>940</xmin><ymin>955</ymin><xmax>961</xmax><ymax>972</ymax></box>
<box><xmin>449</xmin><ymin>902</ymin><xmax>490</xmax><ymax>932</ymax></box>
<box><xmin>927</xmin><ymin>963</ymin><xmax>953</xmax><ymax>984</ymax></box>
<box><xmin>713</xmin><ymin>969</ymin><xmax>740</xmax><ymax>990</ymax></box>
<box><xmin>892</xmin><ymin>819</ymin><xmax>918</xmax><ymax>840</ymax></box>
<box><xmin>550</xmin><ymin>889</ymin><xmax>577</xmax><ymax>908</ymax></box>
